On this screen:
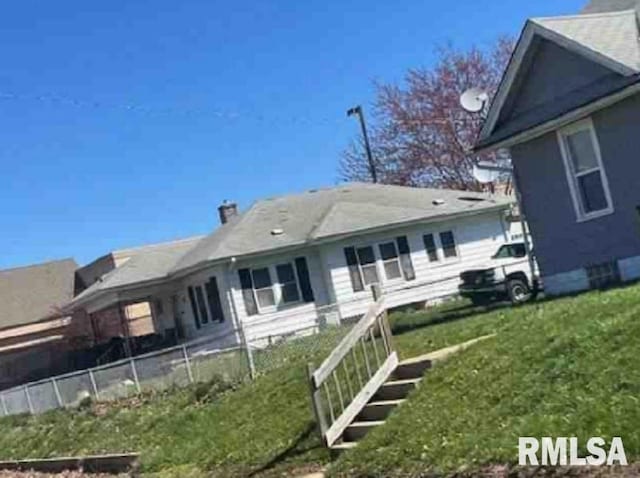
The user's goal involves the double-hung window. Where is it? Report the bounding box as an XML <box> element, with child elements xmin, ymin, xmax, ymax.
<box><xmin>557</xmin><ymin>118</ymin><xmax>613</xmax><ymax>221</ymax></box>
<box><xmin>356</xmin><ymin>246</ymin><xmax>380</xmax><ymax>285</ymax></box>
<box><xmin>423</xmin><ymin>234</ymin><xmax>439</xmax><ymax>262</ymax></box>
<box><xmin>439</xmin><ymin>231</ymin><xmax>458</xmax><ymax>258</ymax></box>
<box><xmin>252</xmin><ymin>267</ymin><xmax>276</xmax><ymax>309</ymax></box>
<box><xmin>276</xmin><ymin>263</ymin><xmax>301</xmax><ymax>304</ymax></box>
<box><xmin>378</xmin><ymin>242</ymin><xmax>402</xmax><ymax>280</ymax></box>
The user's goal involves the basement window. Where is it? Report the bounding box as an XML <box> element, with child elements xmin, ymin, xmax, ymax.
<box><xmin>586</xmin><ymin>261</ymin><xmax>621</xmax><ymax>290</ymax></box>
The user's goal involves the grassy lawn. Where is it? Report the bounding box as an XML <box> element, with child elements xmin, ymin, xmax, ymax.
<box><xmin>330</xmin><ymin>286</ymin><xmax>640</xmax><ymax>477</ymax></box>
<box><xmin>1</xmin><ymin>285</ymin><xmax>638</xmax><ymax>477</ymax></box>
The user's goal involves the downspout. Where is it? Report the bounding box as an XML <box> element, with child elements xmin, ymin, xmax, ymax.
<box><xmin>511</xmin><ymin>165</ymin><xmax>538</xmax><ymax>288</ymax></box>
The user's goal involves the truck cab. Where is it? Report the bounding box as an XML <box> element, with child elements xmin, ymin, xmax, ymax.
<box><xmin>458</xmin><ymin>243</ymin><xmax>538</xmax><ymax>305</ymax></box>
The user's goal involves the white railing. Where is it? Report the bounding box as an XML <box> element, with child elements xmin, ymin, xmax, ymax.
<box><xmin>307</xmin><ymin>287</ymin><xmax>397</xmax><ymax>448</ymax></box>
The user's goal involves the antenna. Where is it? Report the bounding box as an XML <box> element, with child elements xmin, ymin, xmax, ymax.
<box><xmin>460</xmin><ymin>87</ymin><xmax>489</xmax><ymax>114</ymax></box>
<box><xmin>472</xmin><ymin>164</ymin><xmax>501</xmax><ymax>183</ymax></box>
<box><xmin>472</xmin><ymin>160</ymin><xmax>513</xmax><ymax>184</ymax></box>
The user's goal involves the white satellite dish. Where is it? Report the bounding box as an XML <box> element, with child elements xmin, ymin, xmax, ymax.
<box><xmin>473</xmin><ymin>163</ymin><xmax>501</xmax><ymax>184</ymax></box>
<box><xmin>460</xmin><ymin>87</ymin><xmax>489</xmax><ymax>113</ymax></box>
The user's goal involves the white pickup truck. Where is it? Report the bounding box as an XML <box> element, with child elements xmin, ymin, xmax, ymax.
<box><xmin>458</xmin><ymin>242</ymin><xmax>540</xmax><ymax>305</ymax></box>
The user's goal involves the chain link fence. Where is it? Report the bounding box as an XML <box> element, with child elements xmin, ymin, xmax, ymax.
<box><xmin>1</xmin><ymin>265</ymin><xmax>610</xmax><ymax>418</ymax></box>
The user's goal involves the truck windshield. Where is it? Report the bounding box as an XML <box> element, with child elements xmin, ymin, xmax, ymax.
<box><xmin>494</xmin><ymin>243</ymin><xmax>526</xmax><ymax>259</ymax></box>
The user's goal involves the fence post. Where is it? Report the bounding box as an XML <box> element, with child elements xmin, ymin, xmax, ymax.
<box><xmin>130</xmin><ymin>358</ymin><xmax>141</xmax><ymax>394</ymax></box>
<box><xmin>182</xmin><ymin>344</ymin><xmax>195</xmax><ymax>384</ymax></box>
<box><xmin>307</xmin><ymin>363</ymin><xmax>328</xmax><ymax>446</ymax></box>
<box><xmin>24</xmin><ymin>386</ymin><xmax>34</xmax><ymax>414</ymax></box>
<box><xmin>88</xmin><ymin>369</ymin><xmax>100</xmax><ymax>401</ymax></box>
<box><xmin>238</xmin><ymin>326</ymin><xmax>256</xmax><ymax>380</ymax></box>
<box><xmin>51</xmin><ymin>378</ymin><xmax>63</xmax><ymax>407</ymax></box>
<box><xmin>0</xmin><ymin>393</ymin><xmax>7</xmax><ymax>416</ymax></box>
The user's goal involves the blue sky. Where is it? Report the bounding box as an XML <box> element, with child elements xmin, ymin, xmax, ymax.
<box><xmin>0</xmin><ymin>0</ymin><xmax>583</xmax><ymax>269</ymax></box>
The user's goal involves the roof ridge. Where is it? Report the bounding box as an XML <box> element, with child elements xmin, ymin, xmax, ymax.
<box><xmin>113</xmin><ymin>235</ymin><xmax>205</xmax><ymax>256</ymax></box>
<box><xmin>532</xmin><ymin>9</ymin><xmax>637</xmax><ymax>22</ymax></box>
<box><xmin>0</xmin><ymin>257</ymin><xmax>77</xmax><ymax>275</ymax></box>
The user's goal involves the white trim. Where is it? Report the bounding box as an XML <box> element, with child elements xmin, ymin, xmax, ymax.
<box><xmin>556</xmin><ymin>117</ymin><xmax>614</xmax><ymax>222</ymax></box>
<box><xmin>480</xmin><ymin>19</ymin><xmax>636</xmax><ymax>144</ymax></box>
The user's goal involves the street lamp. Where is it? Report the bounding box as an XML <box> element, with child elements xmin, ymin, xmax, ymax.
<box><xmin>347</xmin><ymin>105</ymin><xmax>377</xmax><ymax>183</ymax></box>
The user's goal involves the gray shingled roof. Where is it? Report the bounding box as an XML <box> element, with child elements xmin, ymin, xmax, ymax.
<box><xmin>582</xmin><ymin>0</ymin><xmax>640</xmax><ymax>14</ymax></box>
<box><xmin>172</xmin><ymin>183</ymin><xmax>512</xmax><ymax>274</ymax></box>
<box><xmin>533</xmin><ymin>10</ymin><xmax>640</xmax><ymax>72</ymax></box>
<box><xmin>477</xmin><ymin>9</ymin><xmax>640</xmax><ymax>151</ymax></box>
<box><xmin>0</xmin><ymin>258</ymin><xmax>78</xmax><ymax>330</ymax></box>
<box><xmin>71</xmin><ymin>236</ymin><xmax>204</xmax><ymax>306</ymax></box>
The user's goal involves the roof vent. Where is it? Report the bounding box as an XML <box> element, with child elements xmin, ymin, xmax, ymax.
<box><xmin>432</xmin><ymin>199</ymin><xmax>445</xmax><ymax>206</ymax></box>
<box><xmin>271</xmin><ymin>228</ymin><xmax>284</xmax><ymax>236</ymax></box>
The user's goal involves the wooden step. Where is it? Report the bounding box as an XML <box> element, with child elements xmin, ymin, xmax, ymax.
<box><xmin>393</xmin><ymin>357</ymin><xmax>432</xmax><ymax>380</ymax></box>
<box><xmin>343</xmin><ymin>420</ymin><xmax>385</xmax><ymax>442</ymax></box>
<box><xmin>373</xmin><ymin>378</ymin><xmax>420</xmax><ymax>401</ymax></box>
<box><xmin>357</xmin><ymin>399</ymin><xmax>405</xmax><ymax>421</ymax></box>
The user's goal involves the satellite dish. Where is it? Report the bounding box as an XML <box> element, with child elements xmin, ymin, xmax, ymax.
<box><xmin>460</xmin><ymin>87</ymin><xmax>489</xmax><ymax>113</ymax></box>
<box><xmin>473</xmin><ymin>163</ymin><xmax>501</xmax><ymax>184</ymax></box>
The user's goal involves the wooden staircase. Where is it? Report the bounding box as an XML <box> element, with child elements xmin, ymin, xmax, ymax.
<box><xmin>307</xmin><ymin>290</ymin><xmax>435</xmax><ymax>452</ymax></box>
<box><xmin>331</xmin><ymin>355</ymin><xmax>432</xmax><ymax>451</ymax></box>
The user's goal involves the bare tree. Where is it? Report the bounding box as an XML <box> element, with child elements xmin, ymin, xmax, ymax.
<box><xmin>340</xmin><ymin>37</ymin><xmax>514</xmax><ymax>191</ymax></box>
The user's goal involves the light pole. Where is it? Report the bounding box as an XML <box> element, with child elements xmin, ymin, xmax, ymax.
<box><xmin>347</xmin><ymin>105</ymin><xmax>377</xmax><ymax>183</ymax></box>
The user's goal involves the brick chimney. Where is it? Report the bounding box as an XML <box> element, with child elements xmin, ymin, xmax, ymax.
<box><xmin>218</xmin><ymin>200</ymin><xmax>238</xmax><ymax>225</ymax></box>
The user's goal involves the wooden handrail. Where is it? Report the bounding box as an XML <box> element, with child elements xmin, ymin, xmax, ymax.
<box><xmin>308</xmin><ymin>290</ymin><xmax>395</xmax><ymax>448</ymax></box>
<box><xmin>312</xmin><ymin>299</ymin><xmax>385</xmax><ymax>388</ymax></box>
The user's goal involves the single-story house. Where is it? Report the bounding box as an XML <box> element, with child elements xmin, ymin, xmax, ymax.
<box><xmin>67</xmin><ymin>183</ymin><xmax>514</xmax><ymax>347</ymax></box>
<box><xmin>0</xmin><ymin>258</ymin><xmax>78</xmax><ymax>388</ymax></box>
<box><xmin>475</xmin><ymin>0</ymin><xmax>640</xmax><ymax>295</ymax></box>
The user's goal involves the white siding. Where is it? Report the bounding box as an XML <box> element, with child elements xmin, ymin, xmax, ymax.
<box><xmin>320</xmin><ymin>211</ymin><xmax>509</xmax><ymax>319</ymax></box>
<box><xmin>227</xmin><ymin>249</ymin><xmax>330</xmax><ymax>343</ymax></box>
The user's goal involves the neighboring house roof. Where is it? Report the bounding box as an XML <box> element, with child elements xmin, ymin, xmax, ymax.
<box><xmin>0</xmin><ymin>258</ymin><xmax>78</xmax><ymax>330</ymax></box>
<box><xmin>71</xmin><ymin>236</ymin><xmax>204</xmax><ymax>306</ymax></box>
<box><xmin>172</xmin><ymin>183</ymin><xmax>512</xmax><ymax>274</ymax></box>
<box><xmin>476</xmin><ymin>9</ymin><xmax>640</xmax><ymax>151</ymax></box>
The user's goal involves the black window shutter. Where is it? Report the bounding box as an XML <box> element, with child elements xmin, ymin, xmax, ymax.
<box><xmin>396</xmin><ymin>236</ymin><xmax>416</xmax><ymax>281</ymax></box>
<box><xmin>187</xmin><ymin>286</ymin><xmax>201</xmax><ymax>329</ymax></box>
<box><xmin>344</xmin><ymin>247</ymin><xmax>364</xmax><ymax>292</ymax></box>
<box><xmin>295</xmin><ymin>257</ymin><xmax>315</xmax><ymax>303</ymax></box>
<box><xmin>238</xmin><ymin>268</ymin><xmax>258</xmax><ymax>316</ymax></box>
<box><xmin>205</xmin><ymin>277</ymin><xmax>226</xmax><ymax>323</ymax></box>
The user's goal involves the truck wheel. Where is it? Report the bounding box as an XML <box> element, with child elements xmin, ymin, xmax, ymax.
<box><xmin>507</xmin><ymin>278</ymin><xmax>531</xmax><ymax>304</ymax></box>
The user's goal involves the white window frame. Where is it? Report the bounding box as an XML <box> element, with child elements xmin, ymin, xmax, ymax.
<box><xmin>423</xmin><ymin>233</ymin><xmax>440</xmax><ymax>263</ymax></box>
<box><xmin>557</xmin><ymin>117</ymin><xmax>614</xmax><ymax>222</ymax></box>
<box><xmin>355</xmin><ymin>245</ymin><xmax>381</xmax><ymax>287</ymax></box>
<box><xmin>251</xmin><ymin>262</ymin><xmax>302</xmax><ymax>313</ymax></box>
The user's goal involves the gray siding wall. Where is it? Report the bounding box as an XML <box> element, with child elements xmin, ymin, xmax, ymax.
<box><xmin>499</xmin><ymin>39</ymin><xmax>616</xmax><ymax>127</ymax></box>
<box><xmin>512</xmin><ymin>92</ymin><xmax>640</xmax><ymax>277</ymax></box>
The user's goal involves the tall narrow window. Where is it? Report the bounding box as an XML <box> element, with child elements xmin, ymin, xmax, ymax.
<box><xmin>252</xmin><ymin>267</ymin><xmax>276</xmax><ymax>309</ymax></box>
<box><xmin>205</xmin><ymin>277</ymin><xmax>225</xmax><ymax>323</ymax></box>
<box><xmin>356</xmin><ymin>246</ymin><xmax>379</xmax><ymax>285</ymax></box>
<box><xmin>439</xmin><ymin>231</ymin><xmax>458</xmax><ymax>258</ymax></box>
<box><xmin>423</xmin><ymin>234</ymin><xmax>439</xmax><ymax>262</ymax></box>
<box><xmin>558</xmin><ymin>118</ymin><xmax>613</xmax><ymax>220</ymax></box>
<box><xmin>276</xmin><ymin>263</ymin><xmax>301</xmax><ymax>304</ymax></box>
<box><xmin>194</xmin><ymin>286</ymin><xmax>209</xmax><ymax>324</ymax></box>
<box><xmin>378</xmin><ymin>242</ymin><xmax>402</xmax><ymax>280</ymax></box>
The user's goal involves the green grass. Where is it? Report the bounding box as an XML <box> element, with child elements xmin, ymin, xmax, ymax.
<box><xmin>330</xmin><ymin>286</ymin><xmax>640</xmax><ymax>477</ymax></box>
<box><xmin>2</xmin><ymin>286</ymin><xmax>638</xmax><ymax>477</ymax></box>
